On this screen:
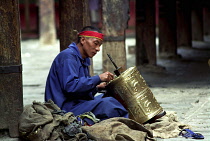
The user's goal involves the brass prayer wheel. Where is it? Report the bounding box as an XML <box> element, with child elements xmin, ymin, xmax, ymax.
<box><xmin>106</xmin><ymin>66</ymin><xmax>164</xmax><ymax>124</ymax></box>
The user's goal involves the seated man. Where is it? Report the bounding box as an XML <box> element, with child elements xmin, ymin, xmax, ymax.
<box><xmin>45</xmin><ymin>26</ymin><xmax>128</xmax><ymax>123</ymax></box>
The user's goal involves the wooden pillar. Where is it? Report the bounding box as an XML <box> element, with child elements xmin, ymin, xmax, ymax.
<box><xmin>136</xmin><ymin>0</ymin><xmax>156</xmax><ymax>66</ymax></box>
<box><xmin>59</xmin><ymin>0</ymin><xmax>90</xmax><ymax>51</ymax></box>
<box><xmin>0</xmin><ymin>0</ymin><xmax>23</xmax><ymax>137</ymax></box>
<box><xmin>176</xmin><ymin>0</ymin><xmax>192</xmax><ymax>47</ymax></box>
<box><xmin>24</xmin><ymin>0</ymin><xmax>30</xmax><ymax>32</ymax></box>
<box><xmin>158</xmin><ymin>0</ymin><xmax>177</xmax><ymax>57</ymax></box>
<box><xmin>203</xmin><ymin>6</ymin><xmax>210</xmax><ymax>36</ymax></box>
<box><xmin>102</xmin><ymin>0</ymin><xmax>129</xmax><ymax>73</ymax></box>
<box><xmin>39</xmin><ymin>0</ymin><xmax>56</xmax><ymax>45</ymax></box>
<box><xmin>59</xmin><ymin>0</ymin><xmax>94</xmax><ymax>75</ymax></box>
<box><xmin>191</xmin><ymin>0</ymin><xmax>204</xmax><ymax>41</ymax></box>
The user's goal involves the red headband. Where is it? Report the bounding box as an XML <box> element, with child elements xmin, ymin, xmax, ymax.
<box><xmin>78</xmin><ymin>31</ymin><xmax>104</xmax><ymax>41</ymax></box>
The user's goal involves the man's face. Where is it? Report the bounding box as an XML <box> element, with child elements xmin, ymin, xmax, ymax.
<box><xmin>81</xmin><ymin>37</ymin><xmax>103</xmax><ymax>58</ymax></box>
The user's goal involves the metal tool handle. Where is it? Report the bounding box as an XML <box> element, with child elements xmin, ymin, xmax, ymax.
<box><xmin>107</xmin><ymin>54</ymin><xmax>118</xmax><ymax>69</ymax></box>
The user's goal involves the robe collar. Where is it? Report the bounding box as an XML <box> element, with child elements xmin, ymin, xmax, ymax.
<box><xmin>68</xmin><ymin>42</ymin><xmax>90</xmax><ymax>66</ymax></box>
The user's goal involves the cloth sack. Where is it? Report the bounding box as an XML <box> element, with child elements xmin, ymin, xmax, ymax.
<box><xmin>82</xmin><ymin>117</ymin><xmax>155</xmax><ymax>141</ymax></box>
<box><xmin>18</xmin><ymin>100</ymin><xmax>190</xmax><ymax>141</ymax></box>
<box><xmin>18</xmin><ymin>100</ymin><xmax>155</xmax><ymax>141</ymax></box>
<box><xmin>144</xmin><ymin>111</ymin><xmax>190</xmax><ymax>139</ymax></box>
<box><xmin>82</xmin><ymin>111</ymin><xmax>190</xmax><ymax>140</ymax></box>
<box><xmin>18</xmin><ymin>100</ymin><xmax>88</xmax><ymax>141</ymax></box>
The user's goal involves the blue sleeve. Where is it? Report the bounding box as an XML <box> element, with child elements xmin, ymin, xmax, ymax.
<box><xmin>57</xmin><ymin>58</ymin><xmax>101</xmax><ymax>93</ymax></box>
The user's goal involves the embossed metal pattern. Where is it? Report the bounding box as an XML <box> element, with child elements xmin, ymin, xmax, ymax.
<box><xmin>107</xmin><ymin>66</ymin><xmax>163</xmax><ymax>124</ymax></box>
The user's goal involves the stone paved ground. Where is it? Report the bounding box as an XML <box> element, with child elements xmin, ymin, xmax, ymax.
<box><xmin>1</xmin><ymin>38</ymin><xmax>210</xmax><ymax>140</ymax></box>
<box><xmin>139</xmin><ymin>40</ymin><xmax>210</xmax><ymax>141</ymax></box>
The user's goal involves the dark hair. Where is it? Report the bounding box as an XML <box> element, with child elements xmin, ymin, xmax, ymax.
<box><xmin>77</xmin><ymin>26</ymin><xmax>102</xmax><ymax>43</ymax></box>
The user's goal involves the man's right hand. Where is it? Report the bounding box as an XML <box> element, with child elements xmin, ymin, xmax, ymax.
<box><xmin>99</xmin><ymin>71</ymin><xmax>114</xmax><ymax>82</ymax></box>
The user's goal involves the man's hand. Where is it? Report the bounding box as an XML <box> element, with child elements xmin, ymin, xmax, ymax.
<box><xmin>96</xmin><ymin>82</ymin><xmax>107</xmax><ymax>89</ymax></box>
<box><xmin>99</xmin><ymin>71</ymin><xmax>114</xmax><ymax>82</ymax></box>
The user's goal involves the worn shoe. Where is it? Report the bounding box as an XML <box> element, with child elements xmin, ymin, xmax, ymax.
<box><xmin>179</xmin><ymin>129</ymin><xmax>204</xmax><ymax>139</ymax></box>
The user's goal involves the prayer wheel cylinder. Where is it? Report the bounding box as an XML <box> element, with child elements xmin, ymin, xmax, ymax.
<box><xmin>106</xmin><ymin>66</ymin><xmax>164</xmax><ymax>124</ymax></box>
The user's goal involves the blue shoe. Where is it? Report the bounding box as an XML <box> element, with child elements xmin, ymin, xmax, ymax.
<box><xmin>179</xmin><ymin>129</ymin><xmax>204</xmax><ymax>139</ymax></box>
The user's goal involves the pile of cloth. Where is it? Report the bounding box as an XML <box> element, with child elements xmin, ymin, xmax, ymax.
<box><xmin>18</xmin><ymin>100</ymin><xmax>192</xmax><ymax>141</ymax></box>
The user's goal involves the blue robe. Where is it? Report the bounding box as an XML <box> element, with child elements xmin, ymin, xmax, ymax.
<box><xmin>45</xmin><ymin>43</ymin><xmax>128</xmax><ymax>121</ymax></box>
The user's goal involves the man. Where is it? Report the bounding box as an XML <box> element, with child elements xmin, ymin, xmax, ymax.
<box><xmin>45</xmin><ymin>26</ymin><xmax>128</xmax><ymax>124</ymax></box>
